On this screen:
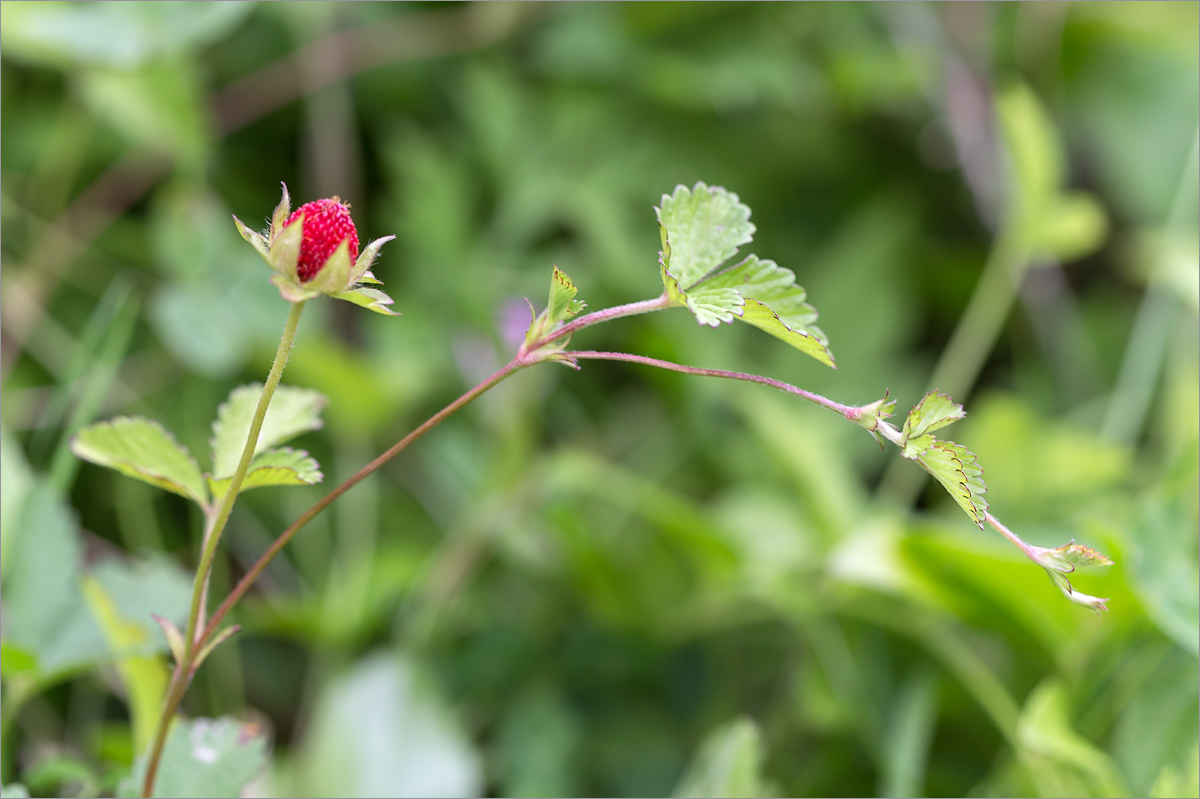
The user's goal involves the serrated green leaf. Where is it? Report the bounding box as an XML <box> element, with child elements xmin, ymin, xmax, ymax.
<box><xmin>547</xmin><ymin>266</ymin><xmax>586</xmax><ymax>325</ymax></box>
<box><xmin>657</xmin><ymin>182</ymin><xmax>755</xmax><ymax>289</ymax></box>
<box><xmin>1034</xmin><ymin>541</ymin><xmax>1115</xmax><ymax>573</ymax></box>
<box><xmin>72</xmin><ymin>417</ymin><xmax>207</xmax><ymax>506</ymax></box>
<box><xmin>739</xmin><ymin>298</ymin><xmax>835</xmax><ymax>368</ymax></box>
<box><xmin>207</xmin><ymin>447</ymin><xmax>323</xmax><ymax>505</ymax></box>
<box><xmin>331</xmin><ymin>286</ymin><xmax>399</xmax><ymax>316</ymax></box>
<box><xmin>655</xmin><ymin>185</ymin><xmax>834</xmax><ymax>367</ymax></box>
<box><xmin>911</xmin><ymin>438</ymin><xmax>988</xmax><ymax>527</ymax></box>
<box><xmin>210</xmin><ymin>385</ymin><xmax>327</xmax><ymax>478</ymax></box>
<box><xmin>124</xmin><ymin>717</ymin><xmax>270</xmax><ymax>799</ymax></box>
<box><xmin>902</xmin><ymin>392</ymin><xmax>967</xmax><ymax>442</ymax></box>
<box><xmin>685</xmin><ymin>286</ymin><xmax>744</xmax><ymax>327</ymax></box>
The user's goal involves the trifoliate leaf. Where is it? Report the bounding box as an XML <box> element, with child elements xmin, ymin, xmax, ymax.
<box><xmin>207</xmin><ymin>447</ymin><xmax>323</xmax><ymax>505</ymax></box>
<box><xmin>210</xmin><ymin>384</ymin><xmax>327</xmax><ymax>478</ymax></box>
<box><xmin>656</xmin><ymin>182</ymin><xmax>755</xmax><ymax>289</ymax></box>
<box><xmin>902</xmin><ymin>392</ymin><xmax>967</xmax><ymax>441</ymax></box>
<box><xmin>331</xmin><ymin>286</ymin><xmax>399</xmax><ymax>316</ymax></box>
<box><xmin>72</xmin><ymin>417</ymin><xmax>207</xmax><ymax>507</ymax></box>
<box><xmin>547</xmin><ymin>266</ymin><xmax>586</xmax><ymax>325</ymax></box>
<box><xmin>656</xmin><ymin>183</ymin><xmax>834</xmax><ymax>367</ymax></box>
<box><xmin>911</xmin><ymin>438</ymin><xmax>988</xmax><ymax>527</ymax></box>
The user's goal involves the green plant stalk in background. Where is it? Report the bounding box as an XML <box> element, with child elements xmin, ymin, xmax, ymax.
<box><xmin>141</xmin><ymin>299</ymin><xmax>306</xmax><ymax>798</ymax></box>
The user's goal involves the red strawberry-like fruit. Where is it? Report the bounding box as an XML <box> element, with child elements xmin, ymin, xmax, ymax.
<box><xmin>284</xmin><ymin>197</ymin><xmax>360</xmax><ymax>282</ymax></box>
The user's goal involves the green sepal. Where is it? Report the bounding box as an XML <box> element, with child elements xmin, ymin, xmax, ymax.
<box><xmin>232</xmin><ymin>215</ymin><xmax>270</xmax><ymax>264</ymax></box>
<box><xmin>306</xmin><ymin>238</ymin><xmax>354</xmax><ymax>295</ymax></box>
<box><xmin>268</xmin><ymin>215</ymin><xmax>304</xmax><ymax>280</ymax></box>
<box><xmin>71</xmin><ymin>417</ymin><xmax>208</xmax><ymax>508</ymax></box>
<box><xmin>350</xmin><ymin>235</ymin><xmax>396</xmax><ymax>285</ymax></box>
<box><xmin>270</xmin><ymin>182</ymin><xmax>292</xmax><ymax>240</ymax></box>
<box><xmin>331</xmin><ymin>286</ymin><xmax>399</xmax><ymax>316</ymax></box>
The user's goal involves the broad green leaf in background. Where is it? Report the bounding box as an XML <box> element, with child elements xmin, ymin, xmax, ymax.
<box><xmin>81</xmin><ymin>576</ymin><xmax>170</xmax><ymax>753</ymax></box>
<box><xmin>996</xmin><ymin>83</ymin><xmax>1107</xmax><ymax>262</ymax></box>
<box><xmin>0</xmin><ymin>2</ymin><xmax>253</xmax><ymax>68</ymax></box>
<box><xmin>285</xmin><ymin>653</ymin><xmax>482</xmax><ymax>798</ymax></box>
<box><xmin>123</xmin><ymin>717</ymin><xmax>270</xmax><ymax>799</ymax></box>
<box><xmin>207</xmin><ymin>447</ymin><xmax>323</xmax><ymax>506</ymax></box>
<box><xmin>1</xmin><ymin>484</ymin><xmax>105</xmax><ymax>684</ymax></box>
<box><xmin>672</xmin><ymin>717</ymin><xmax>770</xmax><ymax>799</ymax></box>
<box><xmin>656</xmin><ymin>183</ymin><xmax>835</xmax><ymax>367</ymax></box>
<box><xmin>209</xmin><ymin>384</ymin><xmax>327</xmax><ymax>478</ymax></box>
<box><xmin>1017</xmin><ymin>679</ymin><xmax>1128</xmax><ymax>798</ymax></box>
<box><xmin>71</xmin><ymin>417</ymin><xmax>208</xmax><ymax>507</ymax></box>
<box><xmin>1</xmin><ymin>426</ymin><xmax>33</xmax><ymax>583</ymax></box>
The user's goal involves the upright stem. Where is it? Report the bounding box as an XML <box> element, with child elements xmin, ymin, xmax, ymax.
<box><xmin>142</xmin><ymin>300</ymin><xmax>306</xmax><ymax>798</ymax></box>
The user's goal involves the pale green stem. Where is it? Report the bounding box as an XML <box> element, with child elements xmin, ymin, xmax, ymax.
<box><xmin>142</xmin><ymin>299</ymin><xmax>306</xmax><ymax>798</ymax></box>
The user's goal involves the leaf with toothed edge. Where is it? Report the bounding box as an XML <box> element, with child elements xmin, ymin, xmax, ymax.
<box><xmin>71</xmin><ymin>417</ymin><xmax>208</xmax><ymax>507</ymax></box>
<box><xmin>903</xmin><ymin>392</ymin><xmax>967</xmax><ymax>441</ymax></box>
<box><xmin>910</xmin><ymin>438</ymin><xmax>988</xmax><ymax>527</ymax></box>
<box><xmin>207</xmin><ymin>447</ymin><xmax>324</xmax><ymax>505</ymax></box>
<box><xmin>655</xmin><ymin>182</ymin><xmax>834</xmax><ymax>367</ymax></box>
<box><xmin>210</xmin><ymin>384</ymin><xmax>327</xmax><ymax>479</ymax></box>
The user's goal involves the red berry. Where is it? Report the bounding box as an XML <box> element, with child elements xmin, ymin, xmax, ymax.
<box><xmin>284</xmin><ymin>197</ymin><xmax>359</xmax><ymax>282</ymax></box>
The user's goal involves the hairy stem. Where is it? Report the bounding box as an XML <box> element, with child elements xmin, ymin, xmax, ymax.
<box><xmin>539</xmin><ymin>293</ymin><xmax>671</xmax><ymax>347</ymax></box>
<box><xmin>567</xmin><ymin>350</ymin><xmax>859</xmax><ymax>419</ymax></box>
<box><xmin>142</xmin><ymin>300</ymin><xmax>306</xmax><ymax>798</ymax></box>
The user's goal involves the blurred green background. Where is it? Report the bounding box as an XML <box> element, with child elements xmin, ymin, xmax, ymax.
<box><xmin>1</xmin><ymin>2</ymin><xmax>1197</xmax><ymax>797</ymax></box>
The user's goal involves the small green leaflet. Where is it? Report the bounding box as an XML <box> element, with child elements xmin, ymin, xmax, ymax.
<box><xmin>207</xmin><ymin>447</ymin><xmax>323</xmax><ymax>505</ymax></box>
<box><xmin>209</xmin><ymin>384</ymin><xmax>327</xmax><ymax>478</ymax></box>
<box><xmin>524</xmin><ymin>266</ymin><xmax>587</xmax><ymax>364</ymax></box>
<box><xmin>547</xmin><ymin>265</ymin><xmax>586</xmax><ymax>325</ymax></box>
<box><xmin>1029</xmin><ymin>540</ymin><xmax>1113</xmax><ymax>613</ymax></box>
<box><xmin>912</xmin><ymin>438</ymin><xmax>988</xmax><ymax>528</ymax></box>
<box><xmin>902</xmin><ymin>392</ymin><xmax>966</xmax><ymax>442</ymax></box>
<box><xmin>656</xmin><ymin>182</ymin><xmax>834</xmax><ymax>368</ymax></box>
<box><xmin>71</xmin><ymin>417</ymin><xmax>207</xmax><ymax>506</ymax></box>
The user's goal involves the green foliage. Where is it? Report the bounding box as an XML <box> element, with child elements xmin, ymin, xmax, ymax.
<box><xmin>123</xmin><ymin>718</ymin><xmax>269</xmax><ymax>799</ymax></box>
<box><xmin>3</xmin><ymin>4</ymin><xmax>1196</xmax><ymax>798</ymax></box>
<box><xmin>71</xmin><ymin>417</ymin><xmax>208</xmax><ymax>507</ymax></box>
<box><xmin>672</xmin><ymin>718</ymin><xmax>771</xmax><ymax>799</ymax></box>
<box><xmin>658</xmin><ymin>183</ymin><xmax>835</xmax><ymax>367</ymax></box>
